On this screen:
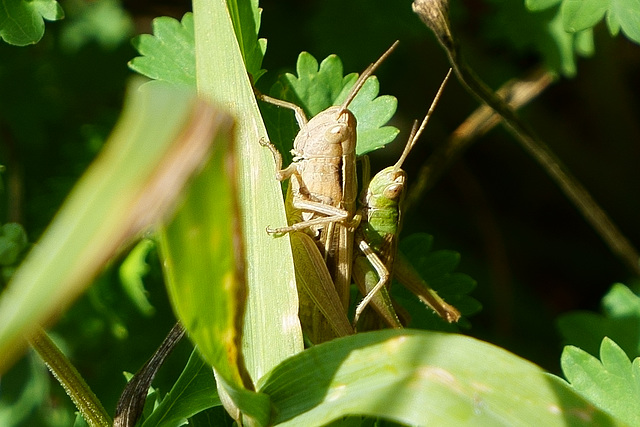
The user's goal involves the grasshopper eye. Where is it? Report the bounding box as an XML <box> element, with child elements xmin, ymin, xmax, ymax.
<box><xmin>383</xmin><ymin>183</ymin><xmax>404</xmax><ymax>200</ymax></box>
<box><xmin>325</xmin><ymin>123</ymin><xmax>349</xmax><ymax>144</ymax></box>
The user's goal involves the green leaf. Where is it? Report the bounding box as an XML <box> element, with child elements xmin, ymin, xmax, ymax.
<box><xmin>194</xmin><ymin>0</ymin><xmax>303</xmax><ymax>377</ymax></box>
<box><xmin>118</xmin><ymin>238</ymin><xmax>155</xmax><ymax>316</ymax></box>
<box><xmin>561</xmin><ymin>0</ymin><xmax>608</xmax><ymax>32</ymax></box>
<box><xmin>0</xmin><ymin>80</ymin><xmax>233</xmax><ymax>373</ymax></box>
<box><xmin>395</xmin><ymin>234</ymin><xmax>481</xmax><ymax>331</ymax></box>
<box><xmin>0</xmin><ymin>223</ymin><xmax>28</xmax><ymax>266</ymax></box>
<box><xmin>488</xmin><ymin>1</ymin><xmax>593</xmax><ymax>77</ymax></box>
<box><xmin>526</xmin><ymin>0</ymin><xmax>562</xmax><ymax>11</ymax></box>
<box><xmin>227</xmin><ymin>0</ymin><xmax>267</xmax><ymax>81</ymax></box>
<box><xmin>162</xmin><ymin>0</ymin><xmax>302</xmax><ymax>423</ymax></box>
<box><xmin>59</xmin><ymin>0</ymin><xmax>133</xmax><ymax>52</ymax></box>
<box><xmin>558</xmin><ymin>283</ymin><xmax>640</xmax><ymax>359</ymax></box>
<box><xmin>129</xmin><ymin>13</ymin><xmax>196</xmax><ymax>86</ymax></box>
<box><xmin>561</xmin><ymin>337</ymin><xmax>640</xmax><ymax>426</ymax></box>
<box><xmin>259</xmin><ymin>329</ymin><xmax>622</xmax><ymax>426</ymax></box>
<box><xmin>609</xmin><ymin>0</ymin><xmax>640</xmax><ymax>42</ymax></box>
<box><xmin>266</xmin><ymin>51</ymin><xmax>399</xmax><ymax>157</ymax></box>
<box><xmin>142</xmin><ymin>349</ymin><xmax>221</xmax><ymax>427</ymax></box>
<box><xmin>0</xmin><ymin>353</ymin><xmax>49</xmax><ymax>426</ymax></box>
<box><xmin>526</xmin><ymin>0</ymin><xmax>640</xmax><ymax>46</ymax></box>
<box><xmin>0</xmin><ymin>0</ymin><xmax>64</xmax><ymax>46</ymax></box>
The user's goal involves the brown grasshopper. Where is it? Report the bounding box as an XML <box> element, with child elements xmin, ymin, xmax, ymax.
<box><xmin>258</xmin><ymin>41</ymin><xmax>399</xmax><ymax>321</ymax></box>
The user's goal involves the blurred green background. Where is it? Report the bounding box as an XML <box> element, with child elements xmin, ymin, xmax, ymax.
<box><xmin>1</xmin><ymin>0</ymin><xmax>639</xmax><ymax>424</ymax></box>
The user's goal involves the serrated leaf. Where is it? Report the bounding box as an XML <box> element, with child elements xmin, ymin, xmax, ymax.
<box><xmin>395</xmin><ymin>234</ymin><xmax>480</xmax><ymax>331</ymax></box>
<box><xmin>0</xmin><ymin>0</ymin><xmax>63</xmax><ymax>46</ymax></box>
<box><xmin>560</xmin><ymin>337</ymin><xmax>640</xmax><ymax>426</ymax></box>
<box><xmin>558</xmin><ymin>283</ymin><xmax>640</xmax><ymax>359</ymax></box>
<box><xmin>266</xmin><ymin>51</ymin><xmax>398</xmax><ymax>156</ymax></box>
<box><xmin>529</xmin><ymin>0</ymin><xmax>640</xmax><ymax>45</ymax></box>
<box><xmin>561</xmin><ymin>0</ymin><xmax>608</xmax><ymax>32</ymax></box>
<box><xmin>259</xmin><ymin>330</ymin><xmax>622</xmax><ymax>426</ymax></box>
<box><xmin>336</xmin><ymin>77</ymin><xmax>399</xmax><ymax>156</ymax></box>
<box><xmin>142</xmin><ymin>349</ymin><xmax>221</xmax><ymax>427</ymax></box>
<box><xmin>129</xmin><ymin>13</ymin><xmax>195</xmax><ymax>86</ymax></box>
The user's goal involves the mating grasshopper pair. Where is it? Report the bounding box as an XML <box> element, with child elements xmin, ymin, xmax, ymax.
<box><xmin>258</xmin><ymin>42</ymin><xmax>459</xmax><ymax>342</ymax></box>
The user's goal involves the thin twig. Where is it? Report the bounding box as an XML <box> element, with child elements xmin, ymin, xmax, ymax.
<box><xmin>412</xmin><ymin>0</ymin><xmax>640</xmax><ymax>275</ymax></box>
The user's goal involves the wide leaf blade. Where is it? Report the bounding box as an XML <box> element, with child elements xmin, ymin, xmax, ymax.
<box><xmin>259</xmin><ymin>330</ymin><xmax>623</xmax><ymax>426</ymax></box>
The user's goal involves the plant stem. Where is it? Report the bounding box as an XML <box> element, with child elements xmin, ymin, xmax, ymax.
<box><xmin>412</xmin><ymin>0</ymin><xmax>640</xmax><ymax>276</ymax></box>
<box><xmin>29</xmin><ymin>328</ymin><xmax>112</xmax><ymax>427</ymax></box>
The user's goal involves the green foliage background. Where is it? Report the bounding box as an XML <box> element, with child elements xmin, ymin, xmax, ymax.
<box><xmin>1</xmin><ymin>0</ymin><xmax>639</xmax><ymax>425</ymax></box>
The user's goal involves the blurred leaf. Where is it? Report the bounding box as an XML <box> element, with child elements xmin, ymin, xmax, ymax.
<box><xmin>0</xmin><ymin>223</ymin><xmax>28</xmax><ymax>266</ymax></box>
<box><xmin>73</xmin><ymin>413</ymin><xmax>90</xmax><ymax>427</ymax></box>
<box><xmin>0</xmin><ymin>353</ymin><xmax>49</xmax><ymax>426</ymax></box>
<box><xmin>560</xmin><ymin>337</ymin><xmax>640</xmax><ymax>426</ymax></box>
<box><xmin>59</xmin><ymin>0</ymin><xmax>133</xmax><ymax>52</ymax></box>
<box><xmin>0</xmin><ymin>80</ymin><xmax>232</xmax><ymax>373</ymax></box>
<box><xmin>526</xmin><ymin>0</ymin><xmax>640</xmax><ymax>45</ymax></box>
<box><xmin>142</xmin><ymin>349</ymin><xmax>220</xmax><ymax>427</ymax></box>
<box><xmin>129</xmin><ymin>13</ymin><xmax>196</xmax><ymax>86</ymax></box>
<box><xmin>561</xmin><ymin>0</ymin><xmax>608</xmax><ymax>32</ymax></box>
<box><xmin>486</xmin><ymin>1</ymin><xmax>593</xmax><ymax>76</ymax></box>
<box><xmin>118</xmin><ymin>238</ymin><xmax>155</xmax><ymax>316</ymax></box>
<box><xmin>157</xmin><ymin>115</ymin><xmax>271</xmax><ymax>421</ymax></box>
<box><xmin>607</xmin><ymin>0</ymin><xmax>640</xmax><ymax>42</ymax></box>
<box><xmin>395</xmin><ymin>233</ymin><xmax>481</xmax><ymax>331</ymax></box>
<box><xmin>266</xmin><ymin>51</ymin><xmax>398</xmax><ymax>157</ymax></box>
<box><xmin>558</xmin><ymin>283</ymin><xmax>640</xmax><ymax>359</ymax></box>
<box><xmin>0</xmin><ymin>0</ymin><xmax>64</xmax><ymax>46</ymax></box>
<box><xmin>259</xmin><ymin>329</ymin><xmax>622</xmax><ymax>426</ymax></box>
<box><xmin>526</xmin><ymin>0</ymin><xmax>562</xmax><ymax>10</ymax></box>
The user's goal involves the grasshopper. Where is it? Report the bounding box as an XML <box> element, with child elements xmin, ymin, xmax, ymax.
<box><xmin>353</xmin><ymin>69</ymin><xmax>461</xmax><ymax>328</ymax></box>
<box><xmin>257</xmin><ymin>42</ymin><xmax>398</xmax><ymax>341</ymax></box>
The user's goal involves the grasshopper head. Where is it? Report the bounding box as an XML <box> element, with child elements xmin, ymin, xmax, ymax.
<box><xmin>296</xmin><ymin>106</ymin><xmax>356</xmax><ymax>157</ymax></box>
<box><xmin>368</xmin><ymin>166</ymin><xmax>407</xmax><ymax>209</ymax></box>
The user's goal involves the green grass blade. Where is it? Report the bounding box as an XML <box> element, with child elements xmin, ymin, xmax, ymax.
<box><xmin>259</xmin><ymin>329</ymin><xmax>625</xmax><ymax>426</ymax></box>
<box><xmin>192</xmin><ymin>0</ymin><xmax>303</xmax><ymax>381</ymax></box>
<box><xmin>0</xmin><ymin>80</ymin><xmax>231</xmax><ymax>373</ymax></box>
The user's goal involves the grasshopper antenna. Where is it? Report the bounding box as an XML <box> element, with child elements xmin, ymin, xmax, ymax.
<box><xmin>393</xmin><ymin>68</ymin><xmax>452</xmax><ymax>173</ymax></box>
<box><xmin>338</xmin><ymin>40</ymin><xmax>400</xmax><ymax>114</ymax></box>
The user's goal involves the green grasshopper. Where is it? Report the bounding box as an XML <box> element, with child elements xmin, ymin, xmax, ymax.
<box><xmin>258</xmin><ymin>42</ymin><xmax>398</xmax><ymax>342</ymax></box>
<box><xmin>353</xmin><ymin>70</ymin><xmax>461</xmax><ymax>328</ymax></box>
